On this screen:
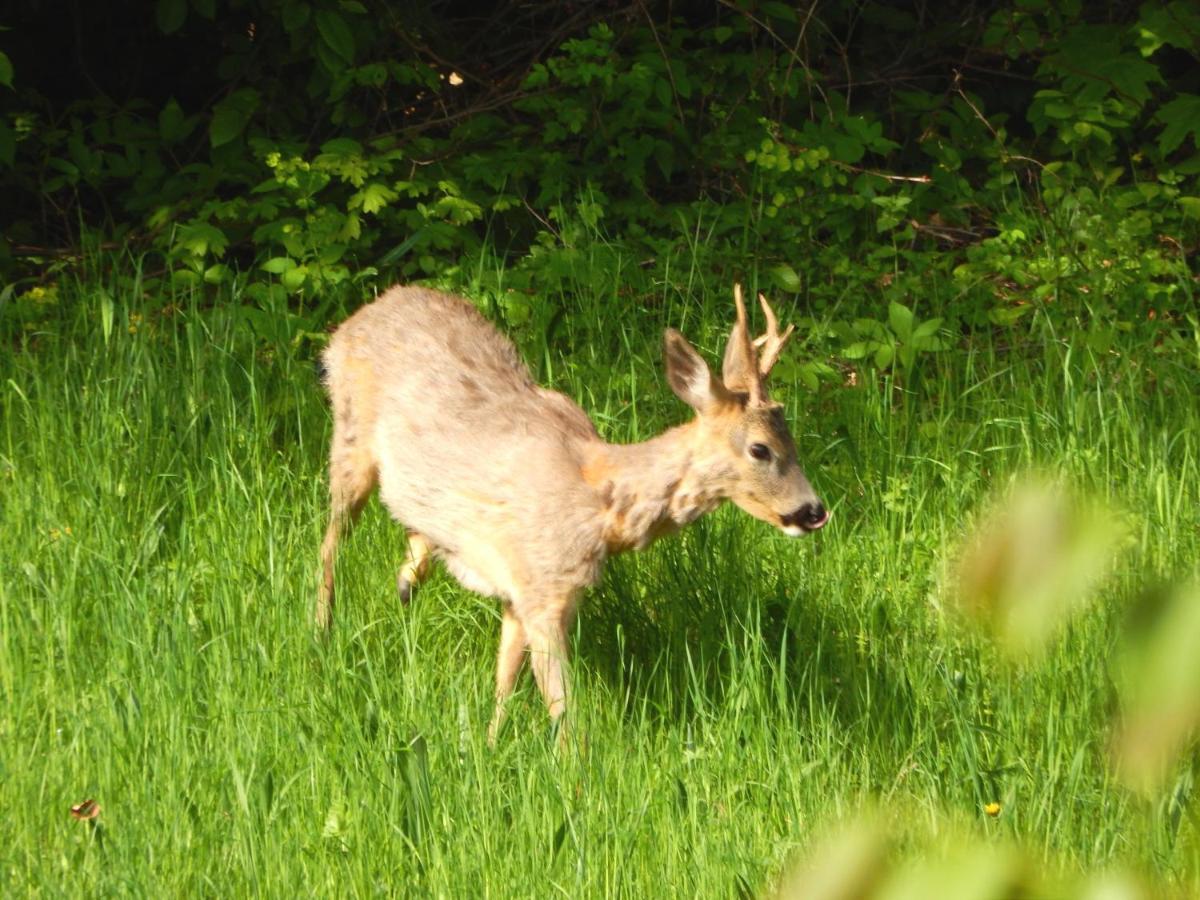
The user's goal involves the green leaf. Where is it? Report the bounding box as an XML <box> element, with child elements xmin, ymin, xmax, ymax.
<box><xmin>281</xmin><ymin>264</ymin><xmax>309</xmax><ymax>291</ymax></box>
<box><xmin>339</xmin><ymin>212</ymin><xmax>361</xmax><ymax>241</ymax></box>
<box><xmin>210</xmin><ymin>89</ymin><xmax>259</xmax><ymax>148</ymax></box>
<box><xmin>176</xmin><ymin>222</ymin><xmax>229</xmax><ymax>258</ymax></box>
<box><xmin>912</xmin><ymin>317</ymin><xmax>943</xmax><ymax>340</ymax></box>
<box><xmin>829</xmin><ymin>133</ymin><xmax>865</xmax><ymax>164</ymax></box>
<box><xmin>843</xmin><ymin>342</ymin><xmax>869</xmax><ymax>360</ymax></box>
<box><xmin>1047</xmin><ymin>30</ymin><xmax>1162</xmax><ymax>107</ymax></box>
<box><xmin>158</xmin><ymin>99</ymin><xmax>189</xmax><ymax>143</ymax></box>
<box><xmin>673</xmin><ymin>70</ymin><xmax>692</xmax><ymax>100</ymax></box>
<box><xmin>1136</xmin><ymin>3</ymin><xmax>1200</xmax><ymax>57</ymax></box>
<box><xmin>314</xmin><ymin>10</ymin><xmax>355</xmax><ymax>63</ymax></box>
<box><xmin>1156</xmin><ymin>94</ymin><xmax>1200</xmax><ymax>155</ymax></box>
<box><xmin>48</xmin><ymin>156</ymin><xmax>80</xmax><ymax>178</ymax></box>
<box><xmin>203</xmin><ymin>263</ymin><xmax>232</xmax><ymax>284</ymax></box>
<box><xmin>654</xmin><ymin>78</ymin><xmax>672</xmax><ymax>111</ymax></box>
<box><xmin>356</xmin><ymin>182</ymin><xmax>398</xmax><ymax>215</ymax></box>
<box><xmin>318</xmin><ymin>243</ymin><xmax>347</xmax><ymax>265</ymax></box>
<box><xmin>988</xmin><ymin>305</ymin><xmax>1031</xmax><ymax>326</ymax></box>
<box><xmin>1104</xmin><ymin>56</ymin><xmax>1161</xmax><ymax>105</ymax></box>
<box><xmin>261</xmin><ymin>257</ymin><xmax>296</xmax><ymax>274</ymax></box>
<box><xmin>319</xmin><ymin>137</ymin><xmax>363</xmax><ymax>156</ymax></box>
<box><xmin>378</xmin><ymin>229</ymin><xmax>425</xmax><ymax>266</ymax></box>
<box><xmin>888</xmin><ymin>302</ymin><xmax>914</xmax><ymax>341</ymax></box>
<box><xmin>0</xmin><ymin>51</ymin><xmax>12</xmax><ymax>89</ymax></box>
<box><xmin>156</xmin><ymin>0</ymin><xmax>187</xmax><ymax>34</ymax></box>
<box><xmin>1179</xmin><ymin>197</ymin><xmax>1200</xmax><ymax>219</ymax></box>
<box><xmin>874</xmin><ymin>342</ymin><xmax>895</xmax><ymax>369</ymax></box>
<box><xmin>100</xmin><ymin>290</ymin><xmax>114</xmax><ymax>345</ymax></box>
<box><xmin>523</xmin><ymin>63</ymin><xmax>549</xmax><ymax>89</ymax></box>
<box><xmin>770</xmin><ymin>264</ymin><xmax>802</xmax><ymax>292</ymax></box>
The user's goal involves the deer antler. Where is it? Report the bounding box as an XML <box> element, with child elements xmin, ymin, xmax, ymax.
<box><xmin>730</xmin><ymin>284</ymin><xmax>764</xmax><ymax>405</ymax></box>
<box><xmin>752</xmin><ymin>292</ymin><xmax>795</xmax><ymax>377</ymax></box>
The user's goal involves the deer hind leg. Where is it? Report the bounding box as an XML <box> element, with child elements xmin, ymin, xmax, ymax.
<box><xmin>522</xmin><ymin>601</ymin><xmax>576</xmax><ymax>744</ymax></box>
<box><xmin>396</xmin><ymin>531</ymin><xmax>433</xmax><ymax>605</ymax></box>
<box><xmin>487</xmin><ymin>604</ymin><xmax>527</xmax><ymax>745</ymax></box>
<box><xmin>316</xmin><ymin>431</ymin><xmax>377</xmax><ymax>631</ymax></box>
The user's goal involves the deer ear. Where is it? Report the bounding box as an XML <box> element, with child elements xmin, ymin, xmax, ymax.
<box><xmin>721</xmin><ymin>321</ymin><xmax>757</xmax><ymax>394</ymax></box>
<box><xmin>664</xmin><ymin>329</ymin><xmax>730</xmax><ymax>414</ymax></box>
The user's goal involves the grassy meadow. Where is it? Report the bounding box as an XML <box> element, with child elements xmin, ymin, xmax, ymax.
<box><xmin>2</xmin><ymin>255</ymin><xmax>1199</xmax><ymax>896</ymax></box>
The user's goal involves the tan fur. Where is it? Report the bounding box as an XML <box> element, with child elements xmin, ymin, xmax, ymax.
<box><xmin>317</xmin><ymin>284</ymin><xmax>825</xmax><ymax>742</ymax></box>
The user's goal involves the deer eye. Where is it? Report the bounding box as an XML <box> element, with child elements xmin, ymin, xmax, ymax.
<box><xmin>748</xmin><ymin>442</ymin><xmax>772</xmax><ymax>462</ymax></box>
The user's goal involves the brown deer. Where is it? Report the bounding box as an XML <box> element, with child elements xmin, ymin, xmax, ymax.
<box><xmin>317</xmin><ymin>284</ymin><xmax>827</xmax><ymax>742</ymax></box>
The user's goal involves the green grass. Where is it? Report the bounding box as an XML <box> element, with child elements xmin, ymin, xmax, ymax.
<box><xmin>2</xmin><ymin>258</ymin><xmax>1199</xmax><ymax>896</ymax></box>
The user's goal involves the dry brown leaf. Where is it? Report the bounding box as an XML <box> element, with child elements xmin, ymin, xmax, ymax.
<box><xmin>70</xmin><ymin>799</ymin><xmax>100</xmax><ymax>821</ymax></box>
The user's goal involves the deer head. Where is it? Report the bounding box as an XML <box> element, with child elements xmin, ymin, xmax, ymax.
<box><xmin>663</xmin><ymin>284</ymin><xmax>828</xmax><ymax>536</ymax></box>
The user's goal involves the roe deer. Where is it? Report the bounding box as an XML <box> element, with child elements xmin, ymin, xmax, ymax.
<box><xmin>317</xmin><ymin>284</ymin><xmax>827</xmax><ymax>742</ymax></box>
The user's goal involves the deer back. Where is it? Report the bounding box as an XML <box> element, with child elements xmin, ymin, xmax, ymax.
<box><xmin>323</xmin><ymin>286</ymin><xmax>606</xmax><ymax>601</ymax></box>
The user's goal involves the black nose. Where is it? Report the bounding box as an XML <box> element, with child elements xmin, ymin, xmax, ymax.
<box><xmin>782</xmin><ymin>502</ymin><xmax>828</xmax><ymax>530</ymax></box>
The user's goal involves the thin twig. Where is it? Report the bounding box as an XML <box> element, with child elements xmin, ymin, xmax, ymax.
<box><xmin>13</xmin><ymin>243</ymin><xmax>120</xmax><ymax>258</ymax></box>
<box><xmin>635</xmin><ymin>0</ymin><xmax>687</xmax><ymax>131</ymax></box>
<box><xmin>380</xmin><ymin>87</ymin><xmax>555</xmax><ymax>138</ymax></box>
<box><xmin>715</xmin><ymin>0</ymin><xmax>831</xmax><ymax>116</ymax></box>
<box><xmin>392</xmin><ymin>27</ymin><xmax>483</xmax><ymax>87</ymax></box>
<box><xmin>908</xmin><ymin>220</ymin><xmax>988</xmax><ymax>245</ymax></box>
<box><xmin>953</xmin><ymin>69</ymin><xmax>1047</xmax><ymax>172</ymax></box>
<box><xmin>522</xmin><ymin>199</ymin><xmax>560</xmax><ymax>241</ymax></box>
<box><xmin>782</xmin><ymin>1</ymin><xmax>820</xmax><ymax>119</ymax></box>
<box><xmin>832</xmin><ymin>162</ymin><xmax>932</xmax><ymax>184</ymax></box>
<box><xmin>955</xmin><ymin>72</ymin><xmax>1099</xmax><ymax>275</ymax></box>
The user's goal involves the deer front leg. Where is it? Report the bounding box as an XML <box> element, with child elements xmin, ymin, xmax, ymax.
<box><xmin>396</xmin><ymin>531</ymin><xmax>433</xmax><ymax>605</ymax></box>
<box><xmin>487</xmin><ymin>604</ymin><xmax>527</xmax><ymax>745</ymax></box>
<box><xmin>522</xmin><ymin>601</ymin><xmax>574</xmax><ymax>745</ymax></box>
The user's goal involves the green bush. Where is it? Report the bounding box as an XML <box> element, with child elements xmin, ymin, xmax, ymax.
<box><xmin>1</xmin><ymin>1</ymin><xmax>1196</xmax><ymax>355</ymax></box>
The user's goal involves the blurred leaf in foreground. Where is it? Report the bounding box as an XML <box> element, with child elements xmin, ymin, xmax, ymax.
<box><xmin>877</xmin><ymin>843</ymin><xmax>1034</xmax><ymax>900</ymax></box>
<box><xmin>775</xmin><ymin>813</ymin><xmax>1156</xmax><ymax>899</ymax></box>
<box><xmin>1113</xmin><ymin>582</ymin><xmax>1200</xmax><ymax>794</ymax></box>
<box><xmin>947</xmin><ymin>476</ymin><xmax>1124</xmax><ymax>657</ymax></box>
<box><xmin>775</xmin><ymin>813</ymin><xmax>1068</xmax><ymax>899</ymax></box>
<box><xmin>775</xmin><ymin>816</ymin><xmax>890</xmax><ymax>900</ymax></box>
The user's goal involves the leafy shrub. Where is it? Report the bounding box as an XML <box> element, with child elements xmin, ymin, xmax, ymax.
<box><xmin>0</xmin><ymin>1</ymin><xmax>1196</xmax><ymax>363</ymax></box>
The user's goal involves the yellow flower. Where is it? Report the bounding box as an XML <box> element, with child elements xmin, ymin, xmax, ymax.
<box><xmin>984</xmin><ymin>802</ymin><xmax>1002</xmax><ymax>817</ymax></box>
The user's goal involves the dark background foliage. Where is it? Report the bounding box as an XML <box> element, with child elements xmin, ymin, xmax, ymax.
<box><xmin>1</xmin><ymin>0</ymin><xmax>1197</xmax><ymax>340</ymax></box>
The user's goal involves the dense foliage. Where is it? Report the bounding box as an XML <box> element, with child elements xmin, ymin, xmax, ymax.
<box><xmin>2</xmin><ymin>1</ymin><xmax>1198</xmax><ymax>344</ymax></box>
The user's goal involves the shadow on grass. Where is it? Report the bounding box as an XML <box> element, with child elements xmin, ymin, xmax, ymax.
<box><xmin>575</xmin><ymin>515</ymin><xmax>920</xmax><ymax>755</ymax></box>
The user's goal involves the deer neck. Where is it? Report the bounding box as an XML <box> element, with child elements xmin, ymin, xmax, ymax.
<box><xmin>582</xmin><ymin>421</ymin><xmax>729</xmax><ymax>554</ymax></box>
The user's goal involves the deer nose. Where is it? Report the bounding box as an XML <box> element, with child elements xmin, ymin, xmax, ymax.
<box><xmin>783</xmin><ymin>502</ymin><xmax>828</xmax><ymax>531</ymax></box>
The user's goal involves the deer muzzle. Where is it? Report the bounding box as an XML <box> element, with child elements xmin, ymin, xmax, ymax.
<box><xmin>780</xmin><ymin>502</ymin><xmax>829</xmax><ymax>536</ymax></box>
